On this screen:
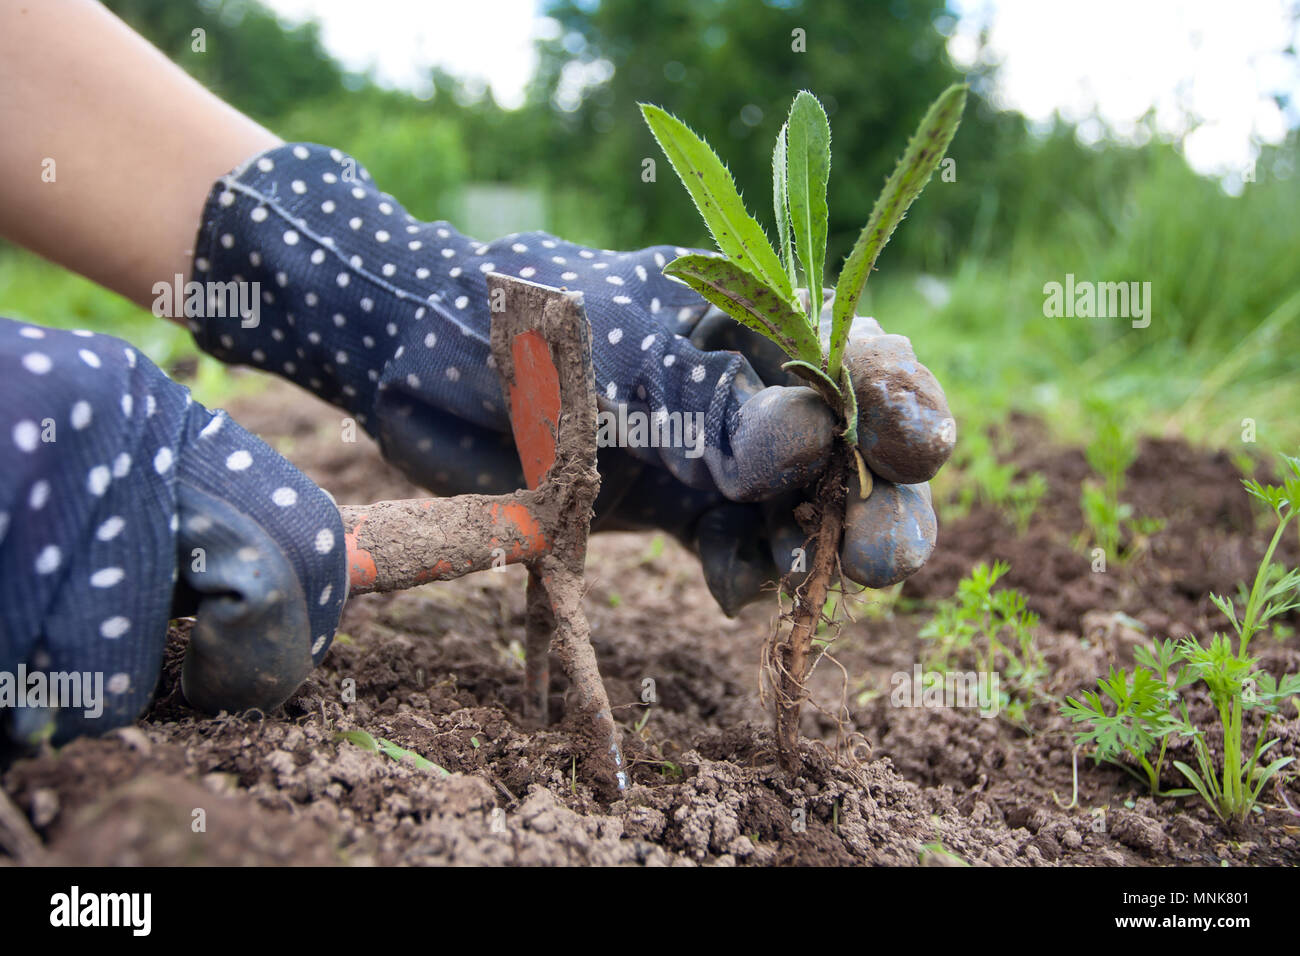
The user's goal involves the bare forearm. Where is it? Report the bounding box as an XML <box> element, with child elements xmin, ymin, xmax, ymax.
<box><xmin>0</xmin><ymin>0</ymin><xmax>279</xmax><ymax>312</ymax></box>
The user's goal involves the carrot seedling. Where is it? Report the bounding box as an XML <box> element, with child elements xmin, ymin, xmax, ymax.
<box><xmin>1063</xmin><ymin>452</ymin><xmax>1300</xmax><ymax>820</ymax></box>
<box><xmin>918</xmin><ymin>560</ymin><xmax>1045</xmax><ymax>722</ymax></box>
<box><xmin>1079</xmin><ymin>403</ymin><xmax>1163</xmax><ymax>562</ymax></box>
<box><xmin>1060</xmin><ymin>640</ymin><xmax>1193</xmax><ymax>797</ymax></box>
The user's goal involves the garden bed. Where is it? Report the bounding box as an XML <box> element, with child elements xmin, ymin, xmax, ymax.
<box><xmin>4</xmin><ymin>383</ymin><xmax>1297</xmax><ymax>866</ymax></box>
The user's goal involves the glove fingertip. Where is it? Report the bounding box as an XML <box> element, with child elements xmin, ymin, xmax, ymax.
<box><xmin>695</xmin><ymin>505</ymin><xmax>777</xmax><ymax>617</ymax></box>
<box><xmin>723</xmin><ymin>387</ymin><xmax>834</xmax><ymax>502</ymax></box>
<box><xmin>839</xmin><ymin>474</ymin><xmax>937</xmax><ymax>589</ymax></box>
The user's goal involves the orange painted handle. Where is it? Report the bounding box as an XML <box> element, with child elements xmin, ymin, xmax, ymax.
<box><xmin>507</xmin><ymin>328</ymin><xmax>563</xmax><ymax>490</ymax></box>
<box><xmin>339</xmin><ymin>493</ymin><xmax>550</xmax><ymax>595</ymax></box>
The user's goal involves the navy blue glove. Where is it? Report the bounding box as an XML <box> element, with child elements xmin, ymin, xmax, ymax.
<box><xmin>0</xmin><ymin>319</ymin><xmax>346</xmax><ymax>746</ymax></box>
<box><xmin>189</xmin><ymin>142</ymin><xmax>945</xmax><ymax>613</ymax></box>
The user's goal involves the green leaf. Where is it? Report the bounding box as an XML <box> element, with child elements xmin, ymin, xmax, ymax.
<box><xmin>782</xmin><ymin>358</ymin><xmax>841</xmax><ymax>407</ymax></box>
<box><xmin>335</xmin><ymin>730</ymin><xmax>450</xmax><ymax>776</ymax></box>
<box><xmin>785</xmin><ymin>92</ymin><xmax>831</xmax><ymax>315</ymax></box>
<box><xmin>640</xmin><ymin>104</ymin><xmax>793</xmax><ymax>301</ymax></box>
<box><xmin>829</xmin><ymin>83</ymin><xmax>967</xmax><ymax>379</ymax></box>
<box><xmin>781</xmin><ymin>358</ymin><xmax>859</xmax><ymax>445</ymax></box>
<box><xmin>1249</xmin><ymin>754</ymin><xmax>1294</xmax><ymax>801</ymax></box>
<box><xmin>665</xmin><ymin>253</ymin><xmax>820</xmax><ymax>361</ymax></box>
<box><xmin>1209</xmin><ymin>592</ymin><xmax>1241</xmax><ymax>635</ymax></box>
<box><xmin>1172</xmin><ymin>760</ymin><xmax>1219</xmax><ymax>816</ymax></box>
<box><xmin>772</xmin><ymin>122</ymin><xmax>797</xmax><ymax>289</ymax></box>
<box><xmin>376</xmin><ymin>737</ymin><xmax>451</xmax><ymax>776</ymax></box>
<box><xmin>334</xmin><ymin>729</ymin><xmax>379</xmax><ymax>752</ymax></box>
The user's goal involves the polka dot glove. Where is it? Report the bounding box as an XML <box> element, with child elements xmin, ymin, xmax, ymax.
<box><xmin>0</xmin><ymin>320</ymin><xmax>347</xmax><ymax>747</ymax></box>
<box><xmin>189</xmin><ymin>142</ymin><xmax>944</xmax><ymax>614</ymax></box>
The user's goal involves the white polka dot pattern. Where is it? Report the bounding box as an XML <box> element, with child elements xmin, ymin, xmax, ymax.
<box><xmin>0</xmin><ymin>317</ymin><xmax>347</xmax><ymax>743</ymax></box>
<box><xmin>188</xmin><ymin>142</ymin><xmax>763</xmax><ymax>503</ymax></box>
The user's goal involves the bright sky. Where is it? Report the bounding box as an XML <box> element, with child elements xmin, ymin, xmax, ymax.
<box><xmin>948</xmin><ymin>0</ymin><xmax>1299</xmax><ymax>180</ymax></box>
<box><xmin>259</xmin><ymin>0</ymin><xmax>553</xmax><ymax>105</ymax></box>
<box><xmin>261</xmin><ymin>0</ymin><xmax>1299</xmax><ymax>180</ymax></box>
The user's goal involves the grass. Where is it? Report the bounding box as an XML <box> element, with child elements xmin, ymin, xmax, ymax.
<box><xmin>857</xmin><ymin>141</ymin><xmax>1300</xmax><ymax>459</ymax></box>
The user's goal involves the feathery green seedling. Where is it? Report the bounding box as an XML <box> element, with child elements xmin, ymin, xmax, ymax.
<box><xmin>1079</xmin><ymin>403</ymin><xmax>1165</xmax><ymax>561</ymax></box>
<box><xmin>1009</xmin><ymin>472</ymin><xmax>1048</xmax><ymax>536</ymax></box>
<box><xmin>641</xmin><ymin>85</ymin><xmax>966</xmax><ymax>770</ymax></box>
<box><xmin>1060</xmin><ymin>639</ymin><xmax>1193</xmax><ymax>796</ymax></box>
<box><xmin>1080</xmin><ymin>404</ymin><xmax>1137</xmax><ymax>561</ymax></box>
<box><xmin>1234</xmin><ymin>564</ymin><xmax>1299</xmax><ymax>642</ymax></box>
<box><xmin>1063</xmin><ymin>452</ymin><xmax>1300</xmax><ymax>820</ymax></box>
<box><xmin>919</xmin><ymin>560</ymin><xmax>1045</xmax><ymax>712</ymax></box>
<box><xmin>1169</xmin><ymin>636</ymin><xmax>1300</xmax><ymax>820</ymax></box>
<box><xmin>1218</xmin><ymin>459</ymin><xmax>1300</xmax><ymax>654</ymax></box>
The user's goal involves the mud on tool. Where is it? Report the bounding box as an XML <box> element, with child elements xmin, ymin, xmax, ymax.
<box><xmin>338</xmin><ymin>275</ymin><xmax>625</xmax><ymax>792</ymax></box>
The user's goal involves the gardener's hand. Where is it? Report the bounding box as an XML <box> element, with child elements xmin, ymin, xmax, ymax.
<box><xmin>685</xmin><ymin>300</ymin><xmax>950</xmax><ymax>606</ymax></box>
<box><xmin>187</xmin><ymin>143</ymin><xmax>950</xmax><ymax>614</ymax></box>
<box><xmin>0</xmin><ymin>320</ymin><xmax>346</xmax><ymax>746</ymax></box>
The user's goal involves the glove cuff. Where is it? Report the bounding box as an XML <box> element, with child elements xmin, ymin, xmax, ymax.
<box><xmin>189</xmin><ymin>141</ymin><xmax>475</xmax><ymax>433</ymax></box>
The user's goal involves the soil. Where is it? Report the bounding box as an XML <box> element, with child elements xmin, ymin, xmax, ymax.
<box><xmin>4</xmin><ymin>388</ymin><xmax>1298</xmax><ymax>867</ymax></box>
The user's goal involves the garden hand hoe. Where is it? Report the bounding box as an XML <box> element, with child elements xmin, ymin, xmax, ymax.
<box><xmin>337</xmin><ymin>275</ymin><xmax>626</xmax><ymax>792</ymax></box>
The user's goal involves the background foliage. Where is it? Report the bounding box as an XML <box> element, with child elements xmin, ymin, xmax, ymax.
<box><xmin>2</xmin><ymin>0</ymin><xmax>1297</xmax><ymax>452</ymax></box>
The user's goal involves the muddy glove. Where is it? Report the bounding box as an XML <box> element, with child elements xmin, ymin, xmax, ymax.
<box><xmin>683</xmin><ymin>301</ymin><xmax>950</xmax><ymax>604</ymax></box>
<box><xmin>0</xmin><ymin>320</ymin><xmax>346</xmax><ymax>747</ymax></box>
<box><xmin>189</xmin><ymin>142</ymin><xmax>952</xmax><ymax>614</ymax></box>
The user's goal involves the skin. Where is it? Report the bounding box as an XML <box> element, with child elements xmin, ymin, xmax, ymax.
<box><xmin>0</xmin><ymin>0</ymin><xmax>279</xmax><ymax>314</ymax></box>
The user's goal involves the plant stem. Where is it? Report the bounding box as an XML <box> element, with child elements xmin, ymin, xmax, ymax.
<box><xmin>1239</xmin><ymin>512</ymin><xmax>1292</xmax><ymax>653</ymax></box>
<box><xmin>774</xmin><ymin>441</ymin><xmax>851</xmax><ymax>773</ymax></box>
<box><xmin>1138</xmin><ymin>753</ymin><xmax>1158</xmax><ymax>795</ymax></box>
<box><xmin>1153</xmin><ymin>734</ymin><xmax>1169</xmax><ymax>794</ymax></box>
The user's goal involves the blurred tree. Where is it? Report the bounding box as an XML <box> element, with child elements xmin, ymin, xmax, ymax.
<box><xmin>528</xmin><ymin>0</ymin><xmax>977</xmax><ymax>263</ymax></box>
<box><xmin>96</xmin><ymin>0</ymin><xmax>1159</xmax><ymax>276</ymax></box>
<box><xmin>103</xmin><ymin>0</ymin><xmax>346</xmax><ymax>122</ymax></box>
<box><xmin>276</xmin><ymin>86</ymin><xmax>469</xmax><ymax>222</ymax></box>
